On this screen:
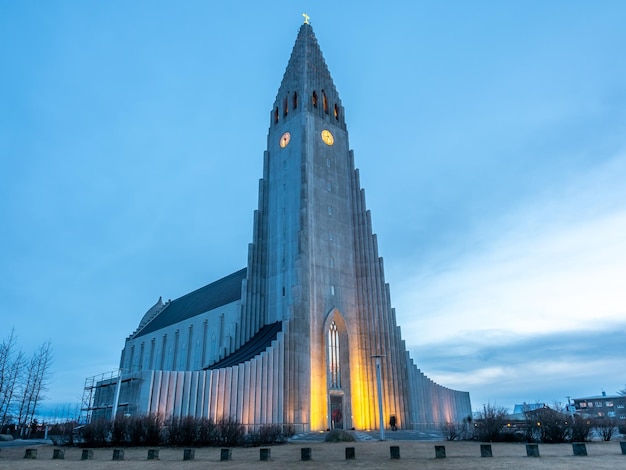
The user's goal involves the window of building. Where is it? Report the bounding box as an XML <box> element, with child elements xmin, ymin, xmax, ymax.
<box><xmin>274</xmin><ymin>107</ymin><xmax>279</xmax><ymax>123</ymax></box>
<box><xmin>160</xmin><ymin>334</ymin><xmax>167</xmax><ymax>369</ymax></box>
<box><xmin>283</xmin><ymin>96</ymin><xmax>288</xmax><ymax>116</ymax></box>
<box><xmin>588</xmin><ymin>402</ymin><xmax>594</xmax><ymax>408</ymax></box>
<box><xmin>617</xmin><ymin>404</ymin><xmax>625</xmax><ymax>409</ymax></box>
<box><xmin>328</xmin><ymin>205</ymin><xmax>333</xmax><ymax>215</ymax></box>
<box><xmin>327</xmin><ymin>158</ymin><xmax>331</xmax><ymax>168</ymax></box>
<box><xmin>312</xmin><ymin>91</ymin><xmax>318</xmax><ymax>108</ymax></box>
<box><xmin>173</xmin><ymin>330</ymin><xmax>180</xmax><ymax>369</ymax></box>
<box><xmin>149</xmin><ymin>338</ymin><xmax>155</xmax><ymax>370</ymax></box>
<box><xmin>186</xmin><ymin>325</ymin><xmax>193</xmax><ymax>370</ymax></box>
<box><xmin>608</xmin><ymin>411</ymin><xmax>616</xmax><ymax>417</ymax></box>
<box><xmin>595</xmin><ymin>402</ymin><xmax>603</xmax><ymax>407</ymax></box>
<box><xmin>293</xmin><ymin>91</ymin><xmax>298</xmax><ymax>109</ymax></box>
<box><xmin>328</xmin><ymin>321</ymin><xmax>340</xmax><ymax>388</ymax></box>
<box><xmin>322</xmin><ymin>91</ymin><xmax>328</xmax><ymax>114</ymax></box>
<box><xmin>620</xmin><ymin>415</ymin><xmax>626</xmax><ymax>420</ymax></box>
<box><xmin>579</xmin><ymin>402</ymin><xmax>587</xmax><ymax>408</ymax></box>
<box><xmin>138</xmin><ymin>342</ymin><xmax>144</xmax><ymax>371</ymax></box>
<box><xmin>327</xmin><ymin>181</ymin><xmax>332</xmax><ymax>191</ymax></box>
<box><xmin>330</xmin><ymin>257</ymin><xmax>334</xmax><ymax>268</ymax></box>
<box><xmin>330</xmin><ymin>285</ymin><xmax>335</xmax><ymax>296</ymax></box>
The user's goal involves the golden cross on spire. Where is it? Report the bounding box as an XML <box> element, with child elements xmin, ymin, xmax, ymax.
<box><xmin>302</xmin><ymin>12</ymin><xmax>310</xmax><ymax>24</ymax></box>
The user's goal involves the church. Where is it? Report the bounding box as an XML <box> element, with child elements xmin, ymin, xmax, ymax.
<box><xmin>84</xmin><ymin>19</ymin><xmax>471</xmax><ymax>432</ymax></box>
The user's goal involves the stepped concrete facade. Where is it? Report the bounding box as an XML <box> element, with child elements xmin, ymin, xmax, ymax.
<box><xmin>87</xmin><ymin>22</ymin><xmax>471</xmax><ymax>432</ymax></box>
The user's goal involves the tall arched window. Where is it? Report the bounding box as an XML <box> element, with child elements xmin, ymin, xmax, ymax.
<box><xmin>322</xmin><ymin>91</ymin><xmax>328</xmax><ymax>114</ymax></box>
<box><xmin>328</xmin><ymin>321</ymin><xmax>340</xmax><ymax>388</ymax></box>
<box><xmin>312</xmin><ymin>91</ymin><xmax>318</xmax><ymax>108</ymax></box>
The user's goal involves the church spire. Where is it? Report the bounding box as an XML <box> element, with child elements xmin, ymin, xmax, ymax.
<box><xmin>271</xmin><ymin>21</ymin><xmax>346</xmax><ymax>130</ymax></box>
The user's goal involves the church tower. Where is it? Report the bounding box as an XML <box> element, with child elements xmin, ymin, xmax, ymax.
<box><xmin>244</xmin><ymin>21</ymin><xmax>362</xmax><ymax>429</ymax></box>
<box><xmin>238</xmin><ymin>21</ymin><xmax>468</xmax><ymax>430</ymax></box>
<box><xmin>95</xmin><ymin>19</ymin><xmax>471</xmax><ymax>432</ymax></box>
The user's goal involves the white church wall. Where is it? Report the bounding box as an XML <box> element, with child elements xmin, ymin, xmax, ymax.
<box><xmin>120</xmin><ymin>298</ymin><xmax>242</xmax><ymax>374</ymax></box>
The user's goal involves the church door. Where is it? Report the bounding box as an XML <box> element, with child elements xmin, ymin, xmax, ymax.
<box><xmin>330</xmin><ymin>394</ymin><xmax>343</xmax><ymax>429</ymax></box>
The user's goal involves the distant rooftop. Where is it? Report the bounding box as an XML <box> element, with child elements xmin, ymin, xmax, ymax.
<box><xmin>133</xmin><ymin>268</ymin><xmax>246</xmax><ymax>339</ymax></box>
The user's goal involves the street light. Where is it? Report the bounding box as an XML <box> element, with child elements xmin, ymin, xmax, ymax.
<box><xmin>371</xmin><ymin>355</ymin><xmax>385</xmax><ymax>441</ymax></box>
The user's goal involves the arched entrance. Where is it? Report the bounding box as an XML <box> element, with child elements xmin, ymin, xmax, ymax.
<box><xmin>324</xmin><ymin>309</ymin><xmax>350</xmax><ymax>430</ymax></box>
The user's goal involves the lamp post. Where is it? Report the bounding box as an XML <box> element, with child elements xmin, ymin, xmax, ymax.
<box><xmin>371</xmin><ymin>355</ymin><xmax>385</xmax><ymax>441</ymax></box>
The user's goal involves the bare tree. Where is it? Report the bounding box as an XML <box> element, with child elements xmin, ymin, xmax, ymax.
<box><xmin>525</xmin><ymin>403</ymin><xmax>570</xmax><ymax>443</ymax></box>
<box><xmin>475</xmin><ymin>403</ymin><xmax>509</xmax><ymax>442</ymax></box>
<box><xmin>595</xmin><ymin>416</ymin><xmax>618</xmax><ymax>441</ymax></box>
<box><xmin>0</xmin><ymin>329</ymin><xmax>25</xmax><ymax>426</ymax></box>
<box><xmin>16</xmin><ymin>340</ymin><xmax>53</xmax><ymax>435</ymax></box>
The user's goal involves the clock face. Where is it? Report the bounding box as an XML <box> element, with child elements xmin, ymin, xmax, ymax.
<box><xmin>321</xmin><ymin>129</ymin><xmax>334</xmax><ymax>146</ymax></box>
<box><xmin>280</xmin><ymin>132</ymin><xmax>291</xmax><ymax>148</ymax></box>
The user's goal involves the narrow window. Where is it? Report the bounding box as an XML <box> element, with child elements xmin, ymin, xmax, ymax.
<box><xmin>328</xmin><ymin>205</ymin><xmax>333</xmax><ymax>215</ymax></box>
<box><xmin>326</xmin><ymin>158</ymin><xmax>331</xmax><ymax>168</ymax></box>
<box><xmin>138</xmin><ymin>342</ymin><xmax>145</xmax><ymax>371</ymax></box>
<box><xmin>129</xmin><ymin>345</ymin><xmax>135</xmax><ymax>372</ymax></box>
<box><xmin>202</xmin><ymin>320</ymin><xmax>208</xmax><ymax>367</ymax></box>
<box><xmin>160</xmin><ymin>334</ymin><xmax>167</xmax><ymax>369</ymax></box>
<box><xmin>274</xmin><ymin>107</ymin><xmax>279</xmax><ymax>123</ymax></box>
<box><xmin>186</xmin><ymin>325</ymin><xmax>193</xmax><ymax>370</ymax></box>
<box><xmin>327</xmin><ymin>181</ymin><xmax>332</xmax><ymax>192</ymax></box>
<box><xmin>219</xmin><ymin>314</ymin><xmax>225</xmax><ymax>348</ymax></box>
<box><xmin>173</xmin><ymin>329</ymin><xmax>180</xmax><ymax>370</ymax></box>
<box><xmin>149</xmin><ymin>338</ymin><xmax>155</xmax><ymax>369</ymax></box>
<box><xmin>330</xmin><ymin>257</ymin><xmax>335</xmax><ymax>268</ymax></box>
<box><xmin>322</xmin><ymin>91</ymin><xmax>328</xmax><ymax>114</ymax></box>
<box><xmin>211</xmin><ymin>333</ymin><xmax>217</xmax><ymax>360</ymax></box>
<box><xmin>312</xmin><ymin>91</ymin><xmax>318</xmax><ymax>108</ymax></box>
<box><xmin>283</xmin><ymin>96</ymin><xmax>288</xmax><ymax>116</ymax></box>
<box><xmin>334</xmin><ymin>104</ymin><xmax>340</xmax><ymax>120</ymax></box>
<box><xmin>282</xmin><ymin>286</ymin><xmax>286</xmax><ymax>297</ymax></box>
<box><xmin>293</xmin><ymin>91</ymin><xmax>298</xmax><ymax>109</ymax></box>
<box><xmin>329</xmin><ymin>231</ymin><xmax>334</xmax><ymax>241</ymax></box>
<box><xmin>330</xmin><ymin>285</ymin><xmax>335</xmax><ymax>295</ymax></box>
<box><xmin>328</xmin><ymin>321</ymin><xmax>340</xmax><ymax>388</ymax></box>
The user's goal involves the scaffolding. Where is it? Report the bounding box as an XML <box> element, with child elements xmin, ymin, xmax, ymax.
<box><xmin>81</xmin><ymin>370</ymin><xmax>132</xmax><ymax>423</ymax></box>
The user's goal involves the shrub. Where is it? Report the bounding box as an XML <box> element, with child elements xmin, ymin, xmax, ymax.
<box><xmin>142</xmin><ymin>414</ymin><xmax>162</xmax><ymax>446</ymax></box>
<box><xmin>79</xmin><ymin>419</ymin><xmax>111</xmax><ymax>447</ymax></box>
<box><xmin>594</xmin><ymin>417</ymin><xmax>618</xmax><ymax>441</ymax></box>
<box><xmin>196</xmin><ymin>418</ymin><xmax>217</xmax><ymax>446</ymax></box>
<box><xmin>164</xmin><ymin>416</ymin><xmax>197</xmax><ymax>446</ymax></box>
<box><xmin>474</xmin><ymin>403</ymin><xmax>509</xmax><ymax>442</ymax></box>
<box><xmin>570</xmin><ymin>415</ymin><xmax>593</xmax><ymax>442</ymax></box>
<box><xmin>441</xmin><ymin>422</ymin><xmax>461</xmax><ymax>441</ymax></box>
<box><xmin>282</xmin><ymin>424</ymin><xmax>295</xmax><ymax>438</ymax></box>
<box><xmin>215</xmin><ymin>417</ymin><xmax>245</xmax><ymax>446</ymax></box>
<box><xmin>111</xmin><ymin>416</ymin><xmax>126</xmax><ymax>446</ymax></box>
<box><xmin>324</xmin><ymin>429</ymin><xmax>355</xmax><ymax>442</ymax></box>
<box><xmin>246</xmin><ymin>424</ymin><xmax>285</xmax><ymax>446</ymax></box>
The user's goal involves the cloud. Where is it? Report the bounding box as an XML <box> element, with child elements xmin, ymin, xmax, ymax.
<box><xmin>392</xmin><ymin>152</ymin><xmax>626</xmax><ymax>408</ymax></box>
<box><xmin>396</xmin><ymin>152</ymin><xmax>626</xmax><ymax>345</ymax></box>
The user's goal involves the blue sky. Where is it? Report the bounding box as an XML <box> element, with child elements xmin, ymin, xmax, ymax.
<box><xmin>1</xmin><ymin>1</ymin><xmax>625</xmax><ymax>418</ymax></box>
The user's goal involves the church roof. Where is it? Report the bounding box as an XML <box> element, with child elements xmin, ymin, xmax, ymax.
<box><xmin>206</xmin><ymin>321</ymin><xmax>282</xmax><ymax>370</ymax></box>
<box><xmin>132</xmin><ymin>268</ymin><xmax>246</xmax><ymax>339</ymax></box>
